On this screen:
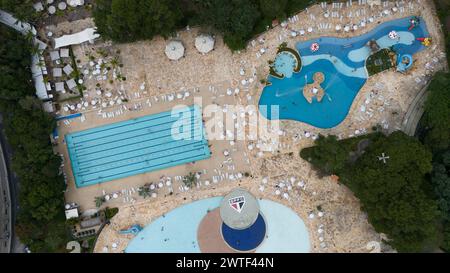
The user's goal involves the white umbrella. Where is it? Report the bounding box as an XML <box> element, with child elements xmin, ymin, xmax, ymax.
<box><xmin>48</xmin><ymin>6</ymin><xmax>56</xmax><ymax>14</ymax></box>
<box><xmin>299</xmin><ymin>30</ymin><xmax>305</xmax><ymax>36</ymax></box>
<box><xmin>307</xmin><ymin>27</ymin><xmax>313</xmax><ymax>33</ymax></box>
<box><xmin>335</xmin><ymin>25</ymin><xmax>342</xmax><ymax>31</ymax></box>
<box><xmin>344</xmin><ymin>26</ymin><xmax>350</xmax><ymax>32</ymax></box>
<box><xmin>165</xmin><ymin>41</ymin><xmax>185</xmax><ymax>60</ymax></box>
<box><xmin>195</xmin><ymin>35</ymin><xmax>215</xmax><ymax>54</ymax></box>
<box><xmin>58</xmin><ymin>2</ymin><xmax>67</xmax><ymax>10</ymax></box>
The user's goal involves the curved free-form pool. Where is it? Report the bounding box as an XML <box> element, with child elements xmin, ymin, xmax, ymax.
<box><xmin>259</xmin><ymin>17</ymin><xmax>429</xmax><ymax>128</ymax></box>
<box><xmin>125</xmin><ymin>197</ymin><xmax>310</xmax><ymax>253</ymax></box>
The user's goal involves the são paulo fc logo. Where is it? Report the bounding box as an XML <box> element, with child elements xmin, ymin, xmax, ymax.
<box><xmin>229</xmin><ymin>196</ymin><xmax>246</xmax><ymax>213</ymax></box>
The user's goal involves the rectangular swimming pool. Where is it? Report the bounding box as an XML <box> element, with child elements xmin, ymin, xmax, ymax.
<box><xmin>66</xmin><ymin>105</ymin><xmax>211</xmax><ymax>188</ymax></box>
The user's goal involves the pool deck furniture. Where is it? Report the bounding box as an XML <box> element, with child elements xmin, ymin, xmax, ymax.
<box><xmin>303</xmin><ymin>72</ymin><xmax>325</xmax><ymax>103</ymax></box>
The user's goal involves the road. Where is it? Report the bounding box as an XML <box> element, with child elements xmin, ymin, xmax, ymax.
<box><xmin>0</xmin><ymin>114</ymin><xmax>11</xmax><ymax>253</ymax></box>
<box><xmin>401</xmin><ymin>82</ymin><xmax>431</xmax><ymax>136</ymax></box>
<box><xmin>0</xmin><ymin>114</ymin><xmax>25</xmax><ymax>253</ymax></box>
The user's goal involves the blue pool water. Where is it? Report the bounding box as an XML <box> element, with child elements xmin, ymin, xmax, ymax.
<box><xmin>66</xmin><ymin>105</ymin><xmax>210</xmax><ymax>188</ymax></box>
<box><xmin>222</xmin><ymin>214</ymin><xmax>267</xmax><ymax>251</ymax></box>
<box><xmin>259</xmin><ymin>17</ymin><xmax>429</xmax><ymax>128</ymax></box>
<box><xmin>125</xmin><ymin>197</ymin><xmax>310</xmax><ymax>253</ymax></box>
<box><xmin>274</xmin><ymin>51</ymin><xmax>297</xmax><ymax>78</ymax></box>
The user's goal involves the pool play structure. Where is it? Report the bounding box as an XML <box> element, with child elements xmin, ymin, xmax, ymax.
<box><xmin>125</xmin><ymin>189</ymin><xmax>310</xmax><ymax>253</ymax></box>
<box><xmin>119</xmin><ymin>224</ymin><xmax>143</xmax><ymax>236</ymax></box>
<box><xmin>65</xmin><ymin>105</ymin><xmax>211</xmax><ymax>188</ymax></box>
<box><xmin>397</xmin><ymin>54</ymin><xmax>413</xmax><ymax>73</ymax></box>
<box><xmin>273</xmin><ymin>51</ymin><xmax>297</xmax><ymax>78</ymax></box>
<box><xmin>259</xmin><ymin>17</ymin><xmax>430</xmax><ymax>128</ymax></box>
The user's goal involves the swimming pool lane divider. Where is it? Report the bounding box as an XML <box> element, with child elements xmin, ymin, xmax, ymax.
<box><xmin>66</xmin><ymin>105</ymin><xmax>211</xmax><ymax>187</ymax></box>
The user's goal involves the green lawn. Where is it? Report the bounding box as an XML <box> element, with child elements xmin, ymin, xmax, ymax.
<box><xmin>366</xmin><ymin>49</ymin><xmax>395</xmax><ymax>76</ymax></box>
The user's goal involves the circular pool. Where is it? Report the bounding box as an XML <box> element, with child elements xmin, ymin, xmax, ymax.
<box><xmin>125</xmin><ymin>197</ymin><xmax>310</xmax><ymax>253</ymax></box>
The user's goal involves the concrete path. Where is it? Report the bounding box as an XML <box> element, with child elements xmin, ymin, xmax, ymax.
<box><xmin>0</xmin><ymin>132</ymin><xmax>11</xmax><ymax>253</ymax></box>
<box><xmin>401</xmin><ymin>82</ymin><xmax>431</xmax><ymax>136</ymax></box>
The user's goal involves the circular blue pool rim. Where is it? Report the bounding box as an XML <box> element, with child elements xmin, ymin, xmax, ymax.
<box><xmin>221</xmin><ymin>213</ymin><xmax>267</xmax><ymax>252</ymax></box>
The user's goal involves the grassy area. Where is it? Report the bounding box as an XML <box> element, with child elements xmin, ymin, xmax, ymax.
<box><xmin>105</xmin><ymin>207</ymin><xmax>119</xmax><ymax>220</ymax></box>
<box><xmin>366</xmin><ymin>49</ymin><xmax>395</xmax><ymax>76</ymax></box>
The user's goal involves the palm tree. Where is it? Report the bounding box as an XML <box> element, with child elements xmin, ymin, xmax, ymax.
<box><xmin>182</xmin><ymin>172</ymin><xmax>197</xmax><ymax>188</ymax></box>
<box><xmin>94</xmin><ymin>196</ymin><xmax>105</xmax><ymax>208</ymax></box>
<box><xmin>110</xmin><ymin>56</ymin><xmax>120</xmax><ymax>69</ymax></box>
<box><xmin>138</xmin><ymin>186</ymin><xmax>152</xmax><ymax>199</ymax></box>
<box><xmin>24</xmin><ymin>30</ymin><xmax>35</xmax><ymax>44</ymax></box>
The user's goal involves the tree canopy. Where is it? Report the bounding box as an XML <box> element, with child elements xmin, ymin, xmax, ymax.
<box><xmin>93</xmin><ymin>0</ymin><xmax>183</xmax><ymax>43</ymax></box>
<box><xmin>301</xmin><ymin>132</ymin><xmax>440</xmax><ymax>252</ymax></box>
<box><xmin>92</xmin><ymin>0</ymin><xmax>320</xmax><ymax>51</ymax></box>
<box><xmin>420</xmin><ymin>72</ymin><xmax>450</xmax><ymax>153</ymax></box>
<box><xmin>0</xmin><ymin>25</ymin><xmax>68</xmax><ymax>252</ymax></box>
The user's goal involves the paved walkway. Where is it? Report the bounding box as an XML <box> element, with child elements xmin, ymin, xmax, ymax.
<box><xmin>401</xmin><ymin>82</ymin><xmax>431</xmax><ymax>136</ymax></box>
<box><xmin>0</xmin><ymin>134</ymin><xmax>11</xmax><ymax>253</ymax></box>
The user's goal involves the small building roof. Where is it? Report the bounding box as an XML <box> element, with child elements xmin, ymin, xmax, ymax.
<box><xmin>54</xmin><ymin>28</ymin><xmax>100</xmax><ymax>49</ymax></box>
<box><xmin>65</xmin><ymin>208</ymin><xmax>79</xmax><ymax>220</ymax></box>
<box><xmin>165</xmin><ymin>40</ymin><xmax>185</xmax><ymax>61</ymax></box>
<box><xmin>63</xmin><ymin>64</ymin><xmax>74</xmax><ymax>76</ymax></box>
<box><xmin>60</xmin><ymin>48</ymin><xmax>70</xmax><ymax>58</ymax></box>
<box><xmin>55</xmin><ymin>82</ymin><xmax>65</xmax><ymax>92</ymax></box>
<box><xmin>66</xmin><ymin>79</ymin><xmax>77</xmax><ymax>90</ymax></box>
<box><xmin>53</xmin><ymin>68</ymin><xmax>62</xmax><ymax>77</ymax></box>
<box><xmin>80</xmin><ymin>217</ymin><xmax>102</xmax><ymax>229</ymax></box>
<box><xmin>50</xmin><ymin>51</ymin><xmax>60</xmax><ymax>61</ymax></box>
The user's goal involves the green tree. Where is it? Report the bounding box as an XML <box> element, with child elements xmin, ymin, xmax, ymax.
<box><xmin>301</xmin><ymin>131</ymin><xmax>440</xmax><ymax>252</ymax></box>
<box><xmin>95</xmin><ymin>196</ymin><xmax>105</xmax><ymax>208</ymax></box>
<box><xmin>420</xmin><ymin>72</ymin><xmax>450</xmax><ymax>152</ymax></box>
<box><xmin>93</xmin><ymin>0</ymin><xmax>182</xmax><ymax>43</ymax></box>
<box><xmin>183</xmin><ymin>172</ymin><xmax>197</xmax><ymax>188</ymax></box>
<box><xmin>431</xmin><ymin>151</ymin><xmax>450</xmax><ymax>221</ymax></box>
<box><xmin>300</xmin><ymin>134</ymin><xmax>350</xmax><ymax>176</ymax></box>
<box><xmin>259</xmin><ymin>0</ymin><xmax>288</xmax><ymax>20</ymax></box>
<box><xmin>194</xmin><ymin>0</ymin><xmax>261</xmax><ymax>51</ymax></box>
